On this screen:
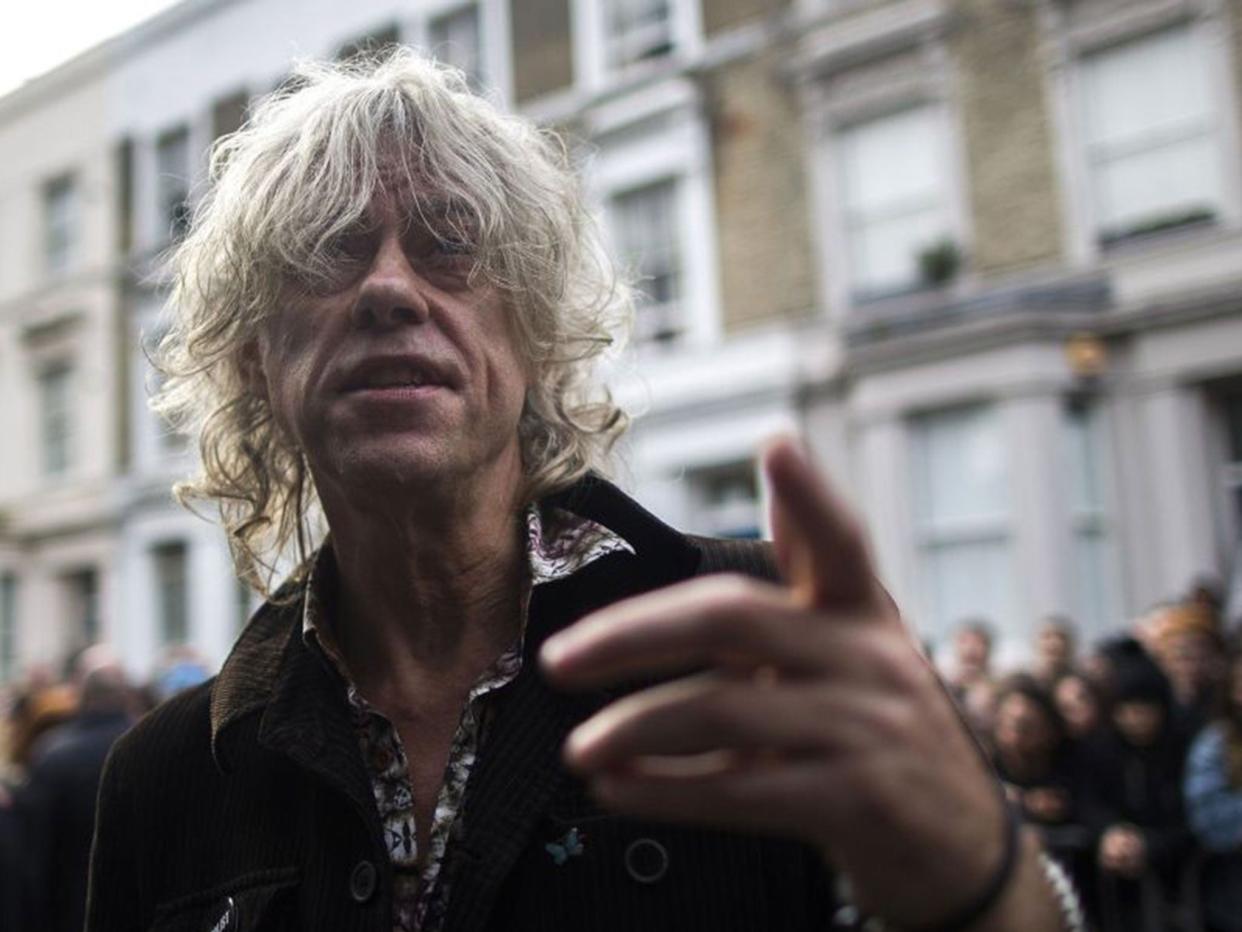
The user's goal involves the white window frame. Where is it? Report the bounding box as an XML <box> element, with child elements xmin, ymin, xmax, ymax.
<box><xmin>131</xmin><ymin>300</ymin><xmax>187</xmax><ymax>474</ymax></box>
<box><xmin>0</xmin><ymin>571</ymin><xmax>17</xmax><ymax>684</ymax></box>
<box><xmin>1046</xmin><ymin>2</ymin><xmax>1242</xmax><ymax>266</ymax></box>
<box><xmin>43</xmin><ymin>173</ymin><xmax>79</xmax><ymax>278</ymax></box>
<box><xmin>802</xmin><ymin>29</ymin><xmax>970</xmax><ymax>320</ymax></box>
<box><xmin>608</xmin><ymin>178</ymin><xmax>684</xmax><ymax>344</ymax></box>
<box><xmin>133</xmin><ymin>113</ymin><xmax>211</xmax><ymax>256</ymax></box>
<box><xmin>684</xmin><ymin>459</ymin><xmax>764</xmax><ymax>540</ymax></box>
<box><xmin>572</xmin><ymin>0</ymin><xmax>703</xmax><ymax>94</ymax></box>
<box><xmin>151</xmin><ymin>539</ymin><xmax>190</xmax><ymax>647</ymax></box>
<box><xmin>1211</xmin><ymin>385</ymin><xmax>1242</xmax><ymax>601</ymax></box>
<box><xmin>831</xmin><ymin>104</ymin><xmax>960</xmax><ymax>301</ymax></box>
<box><xmin>1062</xmin><ymin>399</ymin><xmax>1122</xmax><ymax>636</ymax></box>
<box><xmin>586</xmin><ymin>83</ymin><xmax>722</xmax><ymax>350</ymax></box>
<box><xmin>37</xmin><ymin>360</ymin><xmax>74</xmax><ymax>478</ymax></box>
<box><xmin>404</xmin><ymin>0</ymin><xmax>513</xmax><ymax>106</ymax></box>
<box><xmin>154</xmin><ymin>124</ymin><xmax>192</xmax><ymax>246</ymax></box>
<box><xmin>909</xmin><ymin>403</ymin><xmax>1016</xmax><ymax>638</ymax></box>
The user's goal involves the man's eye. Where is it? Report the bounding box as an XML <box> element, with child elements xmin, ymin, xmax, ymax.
<box><xmin>330</xmin><ymin>232</ymin><xmax>374</xmax><ymax>260</ymax></box>
<box><xmin>435</xmin><ymin>236</ymin><xmax>473</xmax><ymax>258</ymax></box>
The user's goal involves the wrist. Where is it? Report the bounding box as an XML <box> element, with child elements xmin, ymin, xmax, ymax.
<box><xmin>831</xmin><ymin>821</ymin><xmax>1082</xmax><ymax>932</ymax></box>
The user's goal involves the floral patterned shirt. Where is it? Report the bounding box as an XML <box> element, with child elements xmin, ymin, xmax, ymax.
<box><xmin>302</xmin><ymin>507</ymin><xmax>632</xmax><ymax>932</ymax></box>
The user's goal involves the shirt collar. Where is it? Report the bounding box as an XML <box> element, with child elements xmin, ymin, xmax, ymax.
<box><xmin>300</xmin><ymin>505</ymin><xmax>634</xmax><ymax>657</ymax></box>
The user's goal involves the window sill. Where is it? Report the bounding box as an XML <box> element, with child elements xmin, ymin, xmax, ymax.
<box><xmin>1097</xmin><ymin>216</ymin><xmax>1225</xmax><ymax>260</ymax></box>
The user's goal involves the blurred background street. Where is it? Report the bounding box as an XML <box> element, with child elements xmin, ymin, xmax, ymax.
<box><xmin>2</xmin><ymin>0</ymin><xmax>1242</xmax><ymax>929</ymax></box>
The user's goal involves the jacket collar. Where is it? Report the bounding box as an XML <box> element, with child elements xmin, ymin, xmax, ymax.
<box><xmin>208</xmin><ymin>474</ymin><xmax>700</xmax><ymax>772</ymax></box>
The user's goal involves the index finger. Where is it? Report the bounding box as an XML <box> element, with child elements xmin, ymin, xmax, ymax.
<box><xmin>764</xmin><ymin>437</ymin><xmax>883</xmax><ymax>613</ymax></box>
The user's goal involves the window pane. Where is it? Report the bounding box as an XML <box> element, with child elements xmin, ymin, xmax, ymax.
<box><xmin>1094</xmin><ymin>135</ymin><xmax>1219</xmax><ymax>234</ymax></box>
<box><xmin>153</xmin><ymin>542</ymin><xmax>189</xmax><ymax>646</ymax></box>
<box><xmin>1072</xmin><ymin>529</ymin><xmax>1116</xmax><ymax>632</ymax></box>
<box><xmin>212</xmin><ymin>90</ymin><xmax>250</xmax><ymax>142</ymax></box>
<box><xmin>605</xmin><ymin>0</ymin><xmax>673</xmax><ymax>67</ymax></box>
<box><xmin>848</xmin><ymin>206</ymin><xmax>947</xmax><ymax>297</ymax></box>
<box><xmin>839</xmin><ymin>108</ymin><xmax>943</xmax><ymax>214</ymax></box>
<box><xmin>1064</xmin><ymin>402</ymin><xmax>1118</xmax><ymax>632</ymax></box>
<box><xmin>429</xmin><ymin>4</ymin><xmax>482</xmax><ymax>88</ymax></box>
<box><xmin>923</xmin><ymin>539</ymin><xmax>1013</xmax><ymax>641</ymax></box>
<box><xmin>62</xmin><ymin>569</ymin><xmax>99</xmax><ymax>646</ymax></box>
<box><xmin>1065</xmin><ymin>402</ymin><xmax>1105</xmax><ymax>514</ymax></box>
<box><xmin>39</xmin><ymin>364</ymin><xmax>73</xmax><ymax>476</ymax></box>
<box><xmin>688</xmin><ymin>461</ymin><xmax>761</xmax><ymax>539</ymax></box>
<box><xmin>0</xmin><ymin>573</ymin><xmax>17</xmax><ymax>682</ymax></box>
<box><xmin>837</xmin><ymin>108</ymin><xmax>951</xmax><ymax>294</ymax></box>
<box><xmin>913</xmin><ymin>406</ymin><xmax>1009</xmax><ymax>528</ymax></box>
<box><xmin>1082</xmin><ymin>26</ymin><xmax>1211</xmax><ymax>148</ymax></box>
<box><xmin>44</xmin><ymin>175</ymin><xmax>78</xmax><ymax>275</ymax></box>
<box><xmin>156</xmin><ymin>127</ymin><xmax>191</xmax><ymax>243</ymax></box>
<box><xmin>1082</xmin><ymin>25</ymin><xmax>1221</xmax><ymax>237</ymax></box>
<box><xmin>913</xmin><ymin>406</ymin><xmax>1013</xmax><ymax>636</ymax></box>
<box><xmin>1224</xmin><ymin>391</ymin><xmax>1242</xmax><ymax>463</ymax></box>
<box><xmin>610</xmin><ymin>179</ymin><xmax>682</xmax><ymax>341</ymax></box>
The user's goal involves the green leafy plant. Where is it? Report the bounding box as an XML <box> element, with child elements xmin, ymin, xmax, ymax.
<box><xmin>918</xmin><ymin>237</ymin><xmax>962</xmax><ymax>286</ymax></box>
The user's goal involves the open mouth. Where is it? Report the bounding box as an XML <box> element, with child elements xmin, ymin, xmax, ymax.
<box><xmin>341</xmin><ymin>358</ymin><xmax>454</xmax><ymax>394</ymax></box>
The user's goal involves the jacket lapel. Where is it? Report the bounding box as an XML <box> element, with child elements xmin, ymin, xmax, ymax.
<box><xmin>442</xmin><ymin>478</ymin><xmax>701</xmax><ymax>932</ymax></box>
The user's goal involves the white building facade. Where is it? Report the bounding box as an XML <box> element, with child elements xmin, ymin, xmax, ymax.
<box><xmin>2</xmin><ymin>0</ymin><xmax>1241</xmax><ymax>682</ymax></box>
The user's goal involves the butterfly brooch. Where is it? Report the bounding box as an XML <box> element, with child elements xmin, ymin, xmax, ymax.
<box><xmin>545</xmin><ymin>827</ymin><xmax>586</xmax><ymax>865</ymax></box>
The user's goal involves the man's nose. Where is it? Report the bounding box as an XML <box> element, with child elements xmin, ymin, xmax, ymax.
<box><xmin>351</xmin><ymin>231</ymin><xmax>431</xmax><ymax>329</ymax></box>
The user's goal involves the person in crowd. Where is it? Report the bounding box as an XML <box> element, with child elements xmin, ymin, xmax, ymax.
<box><xmin>18</xmin><ymin>661</ymin><xmax>133</xmax><ymax>932</ymax></box>
<box><xmin>948</xmin><ymin>619</ymin><xmax>995</xmax><ymax>696</ymax></box>
<box><xmin>1082</xmin><ymin>638</ymin><xmax>1194</xmax><ymax>932</ymax></box>
<box><xmin>151</xmin><ymin>644</ymin><xmax>211</xmax><ymax>703</ymax></box>
<box><xmin>1149</xmin><ymin>601</ymin><xmax>1226</xmax><ymax>728</ymax></box>
<box><xmin>1032</xmin><ymin>617</ymin><xmax>1077</xmax><ymax>689</ymax></box>
<box><xmin>947</xmin><ymin>619</ymin><xmax>999</xmax><ymax>737</ymax></box>
<box><xmin>1052</xmin><ymin>671</ymin><xmax>1105</xmax><ymax>743</ymax></box>
<box><xmin>990</xmin><ymin>674</ymin><xmax>1091</xmax><ymax>885</ymax></box>
<box><xmin>5</xmin><ymin>667</ymin><xmax>75</xmax><ymax>775</ymax></box>
<box><xmin>0</xmin><ymin>760</ymin><xmax>23</xmax><ymax>931</ymax></box>
<box><xmin>86</xmin><ymin>51</ymin><xmax>1076</xmax><ymax>931</ymax></box>
<box><xmin>1184</xmin><ymin>644</ymin><xmax>1242</xmax><ymax>932</ymax></box>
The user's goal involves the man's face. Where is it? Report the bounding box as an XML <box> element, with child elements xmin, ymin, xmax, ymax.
<box><xmin>955</xmin><ymin>631</ymin><xmax>990</xmax><ymax>673</ymax></box>
<box><xmin>1036</xmin><ymin>628</ymin><xmax>1070</xmax><ymax>669</ymax></box>
<box><xmin>257</xmin><ymin>187</ymin><xmax>528</xmax><ymax>498</ymax></box>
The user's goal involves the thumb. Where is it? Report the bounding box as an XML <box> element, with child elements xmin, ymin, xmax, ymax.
<box><xmin>763</xmin><ymin>436</ymin><xmax>877</xmax><ymax>612</ymax></box>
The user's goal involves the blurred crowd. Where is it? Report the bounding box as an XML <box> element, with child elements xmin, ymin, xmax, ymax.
<box><xmin>942</xmin><ymin>578</ymin><xmax>1242</xmax><ymax>932</ymax></box>
<box><xmin>1</xmin><ymin>581</ymin><xmax>1240</xmax><ymax>931</ymax></box>
<box><xmin>0</xmin><ymin>645</ymin><xmax>209</xmax><ymax>932</ymax></box>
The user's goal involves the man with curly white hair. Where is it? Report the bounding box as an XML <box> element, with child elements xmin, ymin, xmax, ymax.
<box><xmin>87</xmin><ymin>50</ymin><xmax>1077</xmax><ymax>932</ymax></box>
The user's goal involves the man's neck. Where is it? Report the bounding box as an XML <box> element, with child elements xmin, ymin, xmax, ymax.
<box><xmin>315</xmin><ymin>456</ymin><xmax>529</xmax><ymax>705</ymax></box>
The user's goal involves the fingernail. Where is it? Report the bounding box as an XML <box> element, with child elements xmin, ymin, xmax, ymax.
<box><xmin>540</xmin><ymin>634</ymin><xmax>576</xmax><ymax>670</ymax></box>
<box><xmin>566</xmin><ymin>715</ymin><xmax>606</xmax><ymax>762</ymax></box>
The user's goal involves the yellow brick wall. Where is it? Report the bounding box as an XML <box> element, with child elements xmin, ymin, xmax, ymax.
<box><xmin>511</xmin><ymin>0</ymin><xmax>575</xmax><ymax>103</ymax></box>
<box><xmin>707</xmin><ymin>49</ymin><xmax>817</xmax><ymax>330</ymax></box>
<box><xmin>951</xmin><ymin>0</ymin><xmax>1065</xmax><ymax>274</ymax></box>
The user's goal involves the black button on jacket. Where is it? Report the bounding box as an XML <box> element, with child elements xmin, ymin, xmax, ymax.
<box><xmin>85</xmin><ymin>478</ymin><xmax>836</xmax><ymax>931</ymax></box>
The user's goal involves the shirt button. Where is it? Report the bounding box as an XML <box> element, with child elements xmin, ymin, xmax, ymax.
<box><xmin>624</xmin><ymin>838</ymin><xmax>669</xmax><ymax>884</ymax></box>
<box><xmin>350</xmin><ymin>860</ymin><xmax>378</xmax><ymax>903</ymax></box>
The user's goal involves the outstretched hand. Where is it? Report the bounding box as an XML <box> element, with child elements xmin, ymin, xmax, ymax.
<box><xmin>540</xmin><ymin>438</ymin><xmax>1011</xmax><ymax>926</ymax></box>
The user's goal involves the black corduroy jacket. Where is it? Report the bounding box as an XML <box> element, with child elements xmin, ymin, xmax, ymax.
<box><xmin>85</xmin><ymin>478</ymin><xmax>836</xmax><ymax>932</ymax></box>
